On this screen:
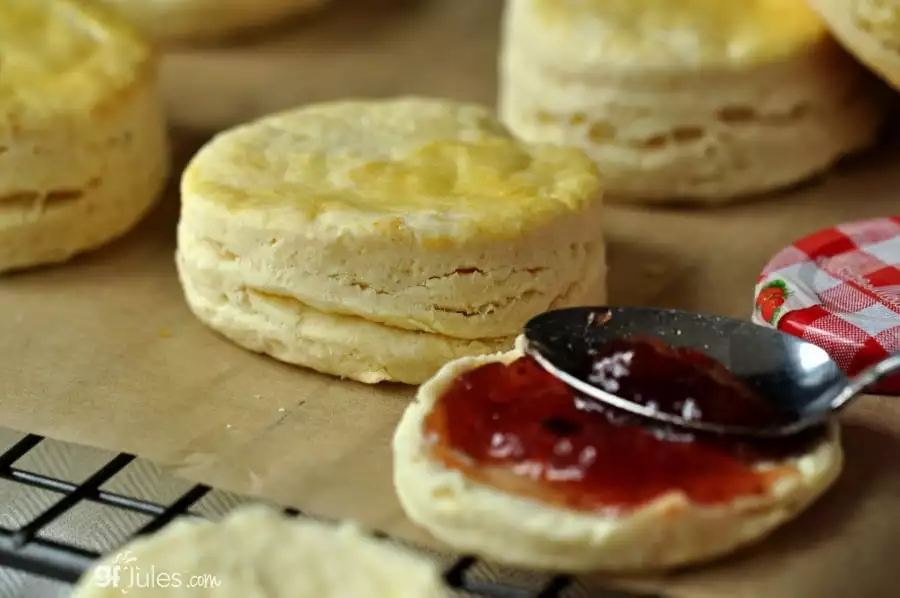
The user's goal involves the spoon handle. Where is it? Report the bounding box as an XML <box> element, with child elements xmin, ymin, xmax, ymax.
<box><xmin>830</xmin><ymin>352</ymin><xmax>900</xmax><ymax>410</ymax></box>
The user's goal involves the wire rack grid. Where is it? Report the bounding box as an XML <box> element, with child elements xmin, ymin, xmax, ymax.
<box><xmin>0</xmin><ymin>433</ymin><xmax>658</xmax><ymax>598</ymax></box>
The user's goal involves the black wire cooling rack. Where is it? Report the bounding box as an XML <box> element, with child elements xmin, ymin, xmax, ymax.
<box><xmin>0</xmin><ymin>433</ymin><xmax>657</xmax><ymax>598</ymax></box>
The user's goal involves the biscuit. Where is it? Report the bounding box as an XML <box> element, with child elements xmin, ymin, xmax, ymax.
<box><xmin>806</xmin><ymin>0</ymin><xmax>900</xmax><ymax>90</ymax></box>
<box><xmin>393</xmin><ymin>337</ymin><xmax>844</xmax><ymax>572</ymax></box>
<box><xmin>98</xmin><ymin>0</ymin><xmax>329</xmax><ymax>43</ymax></box>
<box><xmin>176</xmin><ymin>98</ymin><xmax>606</xmax><ymax>384</ymax></box>
<box><xmin>498</xmin><ymin>0</ymin><xmax>887</xmax><ymax>202</ymax></box>
<box><xmin>0</xmin><ymin>0</ymin><xmax>169</xmax><ymax>274</ymax></box>
<box><xmin>71</xmin><ymin>505</ymin><xmax>449</xmax><ymax>597</ymax></box>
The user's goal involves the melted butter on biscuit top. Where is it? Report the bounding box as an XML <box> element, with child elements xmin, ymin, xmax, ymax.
<box><xmin>529</xmin><ymin>0</ymin><xmax>827</xmax><ymax>67</ymax></box>
<box><xmin>183</xmin><ymin>99</ymin><xmax>603</xmax><ymax>244</ymax></box>
<box><xmin>0</xmin><ymin>0</ymin><xmax>150</xmax><ymax>111</ymax></box>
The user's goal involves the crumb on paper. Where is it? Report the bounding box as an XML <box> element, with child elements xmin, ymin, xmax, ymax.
<box><xmin>158</xmin><ymin>329</ymin><xmax>171</xmax><ymax>338</ymax></box>
<box><xmin>253</xmin><ymin>394</ymin><xmax>262</xmax><ymax>400</ymax></box>
<box><xmin>226</xmin><ymin>424</ymin><xmax>232</xmax><ymax>429</ymax></box>
<box><xmin>278</xmin><ymin>407</ymin><xmax>285</xmax><ymax>413</ymax></box>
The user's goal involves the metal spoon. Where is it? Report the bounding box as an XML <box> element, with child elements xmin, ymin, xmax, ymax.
<box><xmin>522</xmin><ymin>306</ymin><xmax>900</xmax><ymax>438</ymax></box>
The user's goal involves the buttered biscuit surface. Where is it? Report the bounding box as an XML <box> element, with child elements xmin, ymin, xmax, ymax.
<box><xmin>183</xmin><ymin>98</ymin><xmax>600</xmax><ymax>246</ymax></box>
<box><xmin>0</xmin><ymin>0</ymin><xmax>169</xmax><ymax>272</ymax></box>
<box><xmin>1</xmin><ymin>0</ymin><xmax>145</xmax><ymax>93</ymax></box>
<box><xmin>519</xmin><ymin>0</ymin><xmax>827</xmax><ymax>68</ymax></box>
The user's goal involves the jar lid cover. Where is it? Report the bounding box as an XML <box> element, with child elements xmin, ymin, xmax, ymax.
<box><xmin>753</xmin><ymin>216</ymin><xmax>900</xmax><ymax>394</ymax></box>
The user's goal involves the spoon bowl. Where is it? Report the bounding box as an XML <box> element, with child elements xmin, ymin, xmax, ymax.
<box><xmin>522</xmin><ymin>306</ymin><xmax>899</xmax><ymax>437</ymax></box>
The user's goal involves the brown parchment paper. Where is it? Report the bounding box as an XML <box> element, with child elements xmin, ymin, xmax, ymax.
<box><xmin>1</xmin><ymin>1</ymin><xmax>899</xmax><ymax>596</ymax></box>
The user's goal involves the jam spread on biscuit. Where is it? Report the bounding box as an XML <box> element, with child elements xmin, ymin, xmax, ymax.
<box><xmin>585</xmin><ymin>337</ymin><xmax>796</xmax><ymax>428</ymax></box>
<box><xmin>423</xmin><ymin>337</ymin><xmax>826</xmax><ymax>512</ymax></box>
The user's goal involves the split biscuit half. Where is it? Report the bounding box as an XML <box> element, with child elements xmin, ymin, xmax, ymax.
<box><xmin>393</xmin><ymin>337</ymin><xmax>844</xmax><ymax>572</ymax></box>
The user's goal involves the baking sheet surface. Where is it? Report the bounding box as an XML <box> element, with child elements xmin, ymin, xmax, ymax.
<box><xmin>1</xmin><ymin>1</ymin><xmax>898</xmax><ymax>595</ymax></box>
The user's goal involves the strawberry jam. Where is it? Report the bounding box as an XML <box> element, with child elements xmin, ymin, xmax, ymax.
<box><xmin>423</xmin><ymin>338</ymin><xmax>826</xmax><ymax>513</ymax></box>
<box><xmin>585</xmin><ymin>337</ymin><xmax>797</xmax><ymax>428</ymax></box>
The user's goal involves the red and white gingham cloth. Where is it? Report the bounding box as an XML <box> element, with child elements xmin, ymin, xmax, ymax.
<box><xmin>752</xmin><ymin>216</ymin><xmax>900</xmax><ymax>395</ymax></box>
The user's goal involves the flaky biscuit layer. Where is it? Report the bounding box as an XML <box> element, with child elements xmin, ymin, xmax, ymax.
<box><xmin>176</xmin><ymin>240</ymin><xmax>605</xmax><ymax>384</ymax></box>
<box><xmin>498</xmin><ymin>0</ymin><xmax>887</xmax><ymax>202</ymax></box>
<box><xmin>0</xmin><ymin>0</ymin><xmax>169</xmax><ymax>273</ymax></box>
<box><xmin>393</xmin><ymin>338</ymin><xmax>843</xmax><ymax>571</ymax></box>
<box><xmin>72</xmin><ymin>505</ymin><xmax>449</xmax><ymax>597</ymax></box>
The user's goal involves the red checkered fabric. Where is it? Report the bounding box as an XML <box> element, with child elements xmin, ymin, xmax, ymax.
<box><xmin>753</xmin><ymin>216</ymin><xmax>900</xmax><ymax>395</ymax></box>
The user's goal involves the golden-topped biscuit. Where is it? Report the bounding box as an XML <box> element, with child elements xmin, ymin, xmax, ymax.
<box><xmin>0</xmin><ymin>0</ymin><xmax>168</xmax><ymax>272</ymax></box>
<box><xmin>525</xmin><ymin>0</ymin><xmax>826</xmax><ymax>68</ymax></box>
<box><xmin>0</xmin><ymin>0</ymin><xmax>149</xmax><ymax>115</ymax></box>
<box><xmin>176</xmin><ymin>98</ymin><xmax>607</xmax><ymax>383</ymax></box>
<box><xmin>183</xmin><ymin>99</ymin><xmax>600</xmax><ymax>248</ymax></box>
<box><xmin>499</xmin><ymin>0</ymin><xmax>886</xmax><ymax>202</ymax></box>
